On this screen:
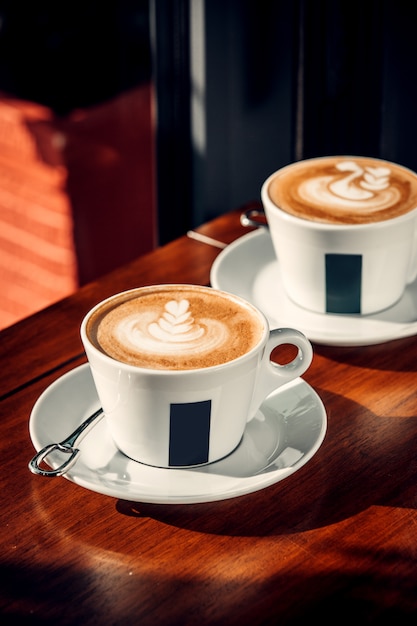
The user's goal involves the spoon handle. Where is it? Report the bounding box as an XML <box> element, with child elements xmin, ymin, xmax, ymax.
<box><xmin>28</xmin><ymin>407</ymin><xmax>104</xmax><ymax>477</ymax></box>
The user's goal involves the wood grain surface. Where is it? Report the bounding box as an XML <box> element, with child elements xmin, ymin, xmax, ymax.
<box><xmin>2</xmin><ymin>209</ymin><xmax>417</xmax><ymax>625</ymax></box>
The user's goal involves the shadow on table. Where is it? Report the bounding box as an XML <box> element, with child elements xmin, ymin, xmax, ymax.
<box><xmin>313</xmin><ymin>336</ymin><xmax>417</xmax><ymax>373</ymax></box>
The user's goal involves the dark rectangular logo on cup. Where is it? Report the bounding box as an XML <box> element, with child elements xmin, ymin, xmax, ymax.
<box><xmin>325</xmin><ymin>253</ymin><xmax>362</xmax><ymax>314</ymax></box>
<box><xmin>169</xmin><ymin>400</ymin><xmax>211</xmax><ymax>466</ymax></box>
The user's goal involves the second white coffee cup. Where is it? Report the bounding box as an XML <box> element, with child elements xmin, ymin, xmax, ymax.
<box><xmin>260</xmin><ymin>156</ymin><xmax>417</xmax><ymax>315</ymax></box>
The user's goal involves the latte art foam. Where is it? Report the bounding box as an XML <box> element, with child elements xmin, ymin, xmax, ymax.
<box><xmin>268</xmin><ymin>156</ymin><xmax>417</xmax><ymax>224</ymax></box>
<box><xmin>114</xmin><ymin>300</ymin><xmax>227</xmax><ymax>355</ymax></box>
<box><xmin>87</xmin><ymin>286</ymin><xmax>264</xmax><ymax>370</ymax></box>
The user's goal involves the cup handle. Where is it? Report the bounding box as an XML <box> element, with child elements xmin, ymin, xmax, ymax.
<box><xmin>249</xmin><ymin>328</ymin><xmax>313</xmax><ymax>416</ymax></box>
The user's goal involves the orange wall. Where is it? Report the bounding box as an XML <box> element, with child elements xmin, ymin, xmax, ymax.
<box><xmin>0</xmin><ymin>85</ymin><xmax>156</xmax><ymax>329</ymax></box>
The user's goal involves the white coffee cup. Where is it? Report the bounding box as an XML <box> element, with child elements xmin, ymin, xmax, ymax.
<box><xmin>80</xmin><ymin>284</ymin><xmax>313</xmax><ymax>468</ymax></box>
<box><xmin>257</xmin><ymin>156</ymin><xmax>417</xmax><ymax>315</ymax></box>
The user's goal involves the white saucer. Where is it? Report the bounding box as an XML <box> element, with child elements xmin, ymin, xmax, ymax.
<box><xmin>29</xmin><ymin>363</ymin><xmax>327</xmax><ymax>504</ymax></box>
<box><xmin>211</xmin><ymin>229</ymin><xmax>417</xmax><ymax>346</ymax></box>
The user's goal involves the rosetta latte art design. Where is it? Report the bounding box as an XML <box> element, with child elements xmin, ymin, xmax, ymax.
<box><xmin>116</xmin><ymin>298</ymin><xmax>227</xmax><ymax>355</ymax></box>
<box><xmin>90</xmin><ymin>286</ymin><xmax>263</xmax><ymax>369</ymax></box>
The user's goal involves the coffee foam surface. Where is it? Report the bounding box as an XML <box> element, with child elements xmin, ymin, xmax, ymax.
<box><xmin>268</xmin><ymin>156</ymin><xmax>417</xmax><ymax>224</ymax></box>
<box><xmin>87</xmin><ymin>287</ymin><xmax>263</xmax><ymax>370</ymax></box>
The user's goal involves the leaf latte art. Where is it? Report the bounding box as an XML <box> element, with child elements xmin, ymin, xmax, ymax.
<box><xmin>116</xmin><ymin>298</ymin><xmax>227</xmax><ymax>355</ymax></box>
<box><xmin>88</xmin><ymin>286</ymin><xmax>264</xmax><ymax>370</ymax></box>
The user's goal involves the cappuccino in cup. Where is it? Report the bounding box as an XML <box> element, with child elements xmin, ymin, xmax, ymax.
<box><xmin>86</xmin><ymin>284</ymin><xmax>263</xmax><ymax>370</ymax></box>
<box><xmin>261</xmin><ymin>156</ymin><xmax>417</xmax><ymax>316</ymax></box>
<box><xmin>81</xmin><ymin>285</ymin><xmax>313</xmax><ymax>467</ymax></box>
<box><xmin>267</xmin><ymin>156</ymin><xmax>417</xmax><ymax>225</ymax></box>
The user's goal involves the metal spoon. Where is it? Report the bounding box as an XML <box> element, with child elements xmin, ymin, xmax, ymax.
<box><xmin>240</xmin><ymin>207</ymin><xmax>268</xmax><ymax>228</ymax></box>
<box><xmin>28</xmin><ymin>407</ymin><xmax>104</xmax><ymax>477</ymax></box>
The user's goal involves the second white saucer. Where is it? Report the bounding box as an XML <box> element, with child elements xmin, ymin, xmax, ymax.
<box><xmin>211</xmin><ymin>229</ymin><xmax>417</xmax><ymax>346</ymax></box>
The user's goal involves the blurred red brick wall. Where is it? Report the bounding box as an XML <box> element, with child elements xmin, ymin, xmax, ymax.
<box><xmin>0</xmin><ymin>85</ymin><xmax>156</xmax><ymax>330</ymax></box>
<box><xmin>0</xmin><ymin>96</ymin><xmax>77</xmax><ymax>329</ymax></box>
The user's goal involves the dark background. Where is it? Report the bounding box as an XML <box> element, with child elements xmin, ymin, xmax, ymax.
<box><xmin>0</xmin><ymin>1</ymin><xmax>151</xmax><ymax>115</ymax></box>
<box><xmin>154</xmin><ymin>0</ymin><xmax>417</xmax><ymax>241</ymax></box>
<box><xmin>0</xmin><ymin>0</ymin><xmax>416</xmax><ymax>242</ymax></box>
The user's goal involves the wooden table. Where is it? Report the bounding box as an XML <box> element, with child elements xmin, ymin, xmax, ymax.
<box><xmin>2</xmin><ymin>207</ymin><xmax>417</xmax><ymax>625</ymax></box>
